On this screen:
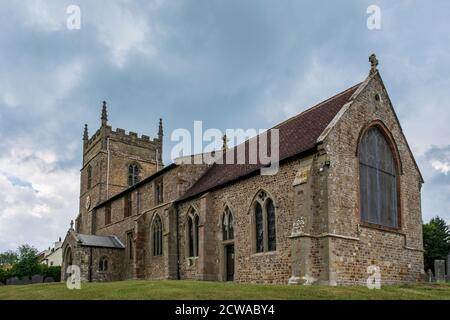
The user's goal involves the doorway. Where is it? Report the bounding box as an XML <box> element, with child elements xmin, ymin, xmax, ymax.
<box><xmin>225</xmin><ymin>245</ymin><xmax>235</xmax><ymax>281</ymax></box>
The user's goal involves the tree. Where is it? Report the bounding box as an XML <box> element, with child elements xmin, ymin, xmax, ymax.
<box><xmin>12</xmin><ymin>244</ymin><xmax>40</xmax><ymax>277</ymax></box>
<box><xmin>423</xmin><ymin>217</ymin><xmax>450</xmax><ymax>272</ymax></box>
<box><xmin>0</xmin><ymin>250</ymin><xmax>18</xmax><ymax>267</ymax></box>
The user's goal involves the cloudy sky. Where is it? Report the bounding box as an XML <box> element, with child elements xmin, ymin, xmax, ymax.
<box><xmin>0</xmin><ymin>0</ymin><xmax>449</xmax><ymax>252</ymax></box>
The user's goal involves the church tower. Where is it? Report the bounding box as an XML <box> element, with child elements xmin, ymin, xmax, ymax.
<box><xmin>76</xmin><ymin>101</ymin><xmax>163</xmax><ymax>234</ymax></box>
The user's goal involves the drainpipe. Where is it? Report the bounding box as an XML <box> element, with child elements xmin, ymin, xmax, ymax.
<box><xmin>88</xmin><ymin>247</ymin><xmax>93</xmax><ymax>282</ymax></box>
<box><xmin>175</xmin><ymin>202</ymin><xmax>180</xmax><ymax>280</ymax></box>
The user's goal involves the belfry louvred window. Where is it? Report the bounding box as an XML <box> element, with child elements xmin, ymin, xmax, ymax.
<box><xmin>359</xmin><ymin>126</ymin><xmax>399</xmax><ymax>228</ymax></box>
<box><xmin>87</xmin><ymin>165</ymin><xmax>92</xmax><ymax>189</ymax></box>
<box><xmin>128</xmin><ymin>164</ymin><xmax>139</xmax><ymax>186</ymax></box>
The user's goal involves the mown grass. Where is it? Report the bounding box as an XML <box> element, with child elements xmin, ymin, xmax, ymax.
<box><xmin>0</xmin><ymin>280</ymin><xmax>449</xmax><ymax>300</ymax></box>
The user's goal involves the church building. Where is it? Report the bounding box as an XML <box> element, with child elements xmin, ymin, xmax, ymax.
<box><xmin>61</xmin><ymin>55</ymin><xmax>424</xmax><ymax>285</ymax></box>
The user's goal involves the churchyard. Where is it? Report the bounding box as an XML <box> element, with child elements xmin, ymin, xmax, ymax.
<box><xmin>1</xmin><ymin>280</ymin><xmax>450</xmax><ymax>300</ymax></box>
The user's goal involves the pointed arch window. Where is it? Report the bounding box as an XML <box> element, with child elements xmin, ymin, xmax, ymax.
<box><xmin>187</xmin><ymin>208</ymin><xmax>199</xmax><ymax>257</ymax></box>
<box><xmin>128</xmin><ymin>164</ymin><xmax>140</xmax><ymax>186</ymax></box>
<box><xmin>267</xmin><ymin>199</ymin><xmax>276</xmax><ymax>251</ymax></box>
<box><xmin>359</xmin><ymin>126</ymin><xmax>399</xmax><ymax>228</ymax></box>
<box><xmin>99</xmin><ymin>256</ymin><xmax>108</xmax><ymax>272</ymax></box>
<box><xmin>255</xmin><ymin>203</ymin><xmax>264</xmax><ymax>252</ymax></box>
<box><xmin>222</xmin><ymin>206</ymin><xmax>234</xmax><ymax>241</ymax></box>
<box><xmin>253</xmin><ymin>191</ymin><xmax>276</xmax><ymax>253</ymax></box>
<box><xmin>152</xmin><ymin>214</ymin><xmax>163</xmax><ymax>256</ymax></box>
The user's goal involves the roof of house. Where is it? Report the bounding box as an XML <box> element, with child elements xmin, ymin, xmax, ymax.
<box><xmin>75</xmin><ymin>234</ymin><xmax>125</xmax><ymax>249</ymax></box>
<box><xmin>178</xmin><ymin>82</ymin><xmax>362</xmax><ymax>201</ymax></box>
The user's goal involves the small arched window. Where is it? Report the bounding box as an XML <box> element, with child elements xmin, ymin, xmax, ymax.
<box><xmin>253</xmin><ymin>190</ymin><xmax>276</xmax><ymax>253</ymax></box>
<box><xmin>152</xmin><ymin>214</ymin><xmax>163</xmax><ymax>256</ymax></box>
<box><xmin>87</xmin><ymin>165</ymin><xmax>92</xmax><ymax>189</ymax></box>
<box><xmin>222</xmin><ymin>206</ymin><xmax>234</xmax><ymax>241</ymax></box>
<box><xmin>99</xmin><ymin>256</ymin><xmax>108</xmax><ymax>272</ymax></box>
<box><xmin>128</xmin><ymin>164</ymin><xmax>140</xmax><ymax>186</ymax></box>
<box><xmin>187</xmin><ymin>208</ymin><xmax>199</xmax><ymax>257</ymax></box>
<box><xmin>255</xmin><ymin>203</ymin><xmax>264</xmax><ymax>252</ymax></box>
<box><xmin>267</xmin><ymin>199</ymin><xmax>276</xmax><ymax>251</ymax></box>
<box><xmin>359</xmin><ymin>126</ymin><xmax>399</xmax><ymax>228</ymax></box>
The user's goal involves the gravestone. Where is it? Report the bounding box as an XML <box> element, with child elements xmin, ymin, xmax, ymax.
<box><xmin>18</xmin><ymin>277</ymin><xmax>31</xmax><ymax>285</ymax></box>
<box><xmin>31</xmin><ymin>275</ymin><xmax>44</xmax><ymax>284</ymax></box>
<box><xmin>6</xmin><ymin>277</ymin><xmax>20</xmax><ymax>285</ymax></box>
<box><xmin>434</xmin><ymin>260</ymin><xmax>446</xmax><ymax>283</ymax></box>
<box><xmin>44</xmin><ymin>277</ymin><xmax>55</xmax><ymax>283</ymax></box>
<box><xmin>447</xmin><ymin>254</ymin><xmax>450</xmax><ymax>282</ymax></box>
<box><xmin>427</xmin><ymin>269</ymin><xmax>435</xmax><ymax>282</ymax></box>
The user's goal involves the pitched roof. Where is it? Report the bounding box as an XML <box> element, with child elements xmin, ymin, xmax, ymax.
<box><xmin>75</xmin><ymin>234</ymin><xmax>125</xmax><ymax>249</ymax></box>
<box><xmin>178</xmin><ymin>82</ymin><xmax>362</xmax><ymax>201</ymax></box>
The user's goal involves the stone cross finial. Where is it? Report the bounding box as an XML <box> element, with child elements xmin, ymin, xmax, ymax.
<box><xmin>83</xmin><ymin>124</ymin><xmax>88</xmax><ymax>141</ymax></box>
<box><xmin>369</xmin><ymin>53</ymin><xmax>378</xmax><ymax>74</ymax></box>
<box><xmin>70</xmin><ymin>220</ymin><xmax>74</xmax><ymax>230</ymax></box>
<box><xmin>101</xmin><ymin>101</ymin><xmax>108</xmax><ymax>126</ymax></box>
<box><xmin>222</xmin><ymin>134</ymin><xmax>229</xmax><ymax>151</ymax></box>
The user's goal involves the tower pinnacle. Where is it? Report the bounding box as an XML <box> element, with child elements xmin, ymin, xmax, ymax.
<box><xmin>101</xmin><ymin>101</ymin><xmax>108</xmax><ymax>126</ymax></box>
<box><xmin>158</xmin><ymin>118</ymin><xmax>163</xmax><ymax>139</ymax></box>
<box><xmin>222</xmin><ymin>134</ymin><xmax>229</xmax><ymax>151</ymax></box>
<box><xmin>83</xmin><ymin>124</ymin><xmax>88</xmax><ymax>141</ymax></box>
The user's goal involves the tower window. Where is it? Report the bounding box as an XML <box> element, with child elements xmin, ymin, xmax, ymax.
<box><xmin>128</xmin><ymin>164</ymin><xmax>140</xmax><ymax>186</ymax></box>
<box><xmin>87</xmin><ymin>165</ymin><xmax>92</xmax><ymax>190</ymax></box>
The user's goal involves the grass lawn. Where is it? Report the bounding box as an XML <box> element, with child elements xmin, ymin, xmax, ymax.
<box><xmin>0</xmin><ymin>280</ymin><xmax>450</xmax><ymax>300</ymax></box>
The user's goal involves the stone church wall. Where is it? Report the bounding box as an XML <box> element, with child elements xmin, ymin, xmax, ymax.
<box><xmin>323</xmin><ymin>74</ymin><xmax>424</xmax><ymax>284</ymax></box>
<box><xmin>177</xmin><ymin>158</ymin><xmax>308</xmax><ymax>284</ymax></box>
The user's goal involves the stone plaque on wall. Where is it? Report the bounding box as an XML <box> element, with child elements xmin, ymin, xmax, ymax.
<box><xmin>292</xmin><ymin>166</ymin><xmax>310</xmax><ymax>186</ymax></box>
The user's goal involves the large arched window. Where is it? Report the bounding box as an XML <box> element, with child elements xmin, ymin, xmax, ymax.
<box><xmin>152</xmin><ymin>214</ymin><xmax>163</xmax><ymax>256</ymax></box>
<box><xmin>187</xmin><ymin>208</ymin><xmax>199</xmax><ymax>257</ymax></box>
<box><xmin>253</xmin><ymin>190</ymin><xmax>276</xmax><ymax>253</ymax></box>
<box><xmin>222</xmin><ymin>206</ymin><xmax>234</xmax><ymax>241</ymax></box>
<box><xmin>128</xmin><ymin>164</ymin><xmax>140</xmax><ymax>186</ymax></box>
<box><xmin>359</xmin><ymin>126</ymin><xmax>399</xmax><ymax>228</ymax></box>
